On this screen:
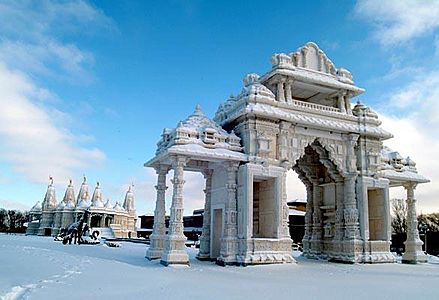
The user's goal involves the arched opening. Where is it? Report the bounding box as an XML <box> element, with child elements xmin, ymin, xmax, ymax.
<box><xmin>289</xmin><ymin>141</ymin><xmax>343</xmax><ymax>258</ymax></box>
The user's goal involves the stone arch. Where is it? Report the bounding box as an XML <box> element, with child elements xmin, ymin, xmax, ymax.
<box><xmin>288</xmin><ymin>139</ymin><xmax>345</xmax><ymax>258</ymax></box>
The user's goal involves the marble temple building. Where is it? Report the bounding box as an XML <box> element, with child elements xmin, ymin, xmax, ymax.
<box><xmin>27</xmin><ymin>177</ymin><xmax>137</xmax><ymax>239</ymax></box>
<box><xmin>144</xmin><ymin>42</ymin><xmax>429</xmax><ymax>266</ymax></box>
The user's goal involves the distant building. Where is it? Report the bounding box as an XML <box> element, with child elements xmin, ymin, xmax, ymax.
<box><xmin>27</xmin><ymin>177</ymin><xmax>136</xmax><ymax>238</ymax></box>
<box><xmin>138</xmin><ymin>209</ymin><xmax>203</xmax><ymax>240</ymax></box>
<box><xmin>287</xmin><ymin>199</ymin><xmax>306</xmax><ymax>244</ymax></box>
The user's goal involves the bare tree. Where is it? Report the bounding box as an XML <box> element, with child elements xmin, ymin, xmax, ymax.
<box><xmin>391</xmin><ymin>198</ymin><xmax>407</xmax><ymax>234</ymax></box>
<box><xmin>418</xmin><ymin>213</ymin><xmax>439</xmax><ymax>232</ymax></box>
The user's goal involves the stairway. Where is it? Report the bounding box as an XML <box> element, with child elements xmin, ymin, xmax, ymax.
<box><xmin>93</xmin><ymin>227</ymin><xmax>115</xmax><ymax>239</ymax></box>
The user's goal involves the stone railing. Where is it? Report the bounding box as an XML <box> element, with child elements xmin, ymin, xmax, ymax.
<box><xmin>291</xmin><ymin>99</ymin><xmax>341</xmax><ymax>113</ymax></box>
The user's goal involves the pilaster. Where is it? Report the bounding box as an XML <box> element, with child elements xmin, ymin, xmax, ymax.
<box><xmin>310</xmin><ymin>182</ymin><xmax>322</xmax><ymax>256</ymax></box>
<box><xmin>217</xmin><ymin>161</ymin><xmax>239</xmax><ymax>265</ymax></box>
<box><xmin>302</xmin><ymin>183</ymin><xmax>313</xmax><ymax>255</ymax></box>
<box><xmin>197</xmin><ymin>169</ymin><xmax>213</xmax><ymax>261</ymax></box>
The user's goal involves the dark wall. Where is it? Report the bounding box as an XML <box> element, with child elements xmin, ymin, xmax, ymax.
<box><xmin>391</xmin><ymin>232</ymin><xmax>439</xmax><ymax>256</ymax></box>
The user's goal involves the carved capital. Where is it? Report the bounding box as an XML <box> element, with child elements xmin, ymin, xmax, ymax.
<box><xmin>155</xmin><ymin>164</ymin><xmax>170</xmax><ymax>176</ymax></box>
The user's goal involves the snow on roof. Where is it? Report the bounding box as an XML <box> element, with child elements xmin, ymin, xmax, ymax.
<box><xmin>153</xmin><ymin>105</ymin><xmax>243</xmax><ymax>159</ymax></box>
<box><xmin>167</xmin><ymin>144</ymin><xmax>247</xmax><ymax>161</ymax></box>
<box><xmin>289</xmin><ymin>208</ymin><xmax>306</xmax><ymax>216</ymax></box>
<box><xmin>245</xmin><ymin>102</ymin><xmax>392</xmax><ymax>139</ymax></box>
<box><xmin>113</xmin><ymin>201</ymin><xmax>124</xmax><ymax>211</ymax></box>
<box><xmin>379</xmin><ymin>146</ymin><xmax>429</xmax><ymax>185</ymax></box>
<box><xmin>30</xmin><ymin>201</ymin><xmax>42</xmax><ymax>213</ymax></box>
<box><xmin>289</xmin><ymin>198</ymin><xmax>307</xmax><ymax>204</ymax></box>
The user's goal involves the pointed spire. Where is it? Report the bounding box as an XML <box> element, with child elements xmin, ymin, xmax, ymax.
<box><xmin>91</xmin><ymin>181</ymin><xmax>104</xmax><ymax>208</ymax></box>
<box><xmin>60</xmin><ymin>179</ymin><xmax>75</xmax><ymax>209</ymax></box>
<box><xmin>123</xmin><ymin>183</ymin><xmax>135</xmax><ymax>212</ymax></box>
<box><xmin>76</xmin><ymin>175</ymin><xmax>91</xmax><ymax>208</ymax></box>
<box><xmin>42</xmin><ymin>176</ymin><xmax>57</xmax><ymax>210</ymax></box>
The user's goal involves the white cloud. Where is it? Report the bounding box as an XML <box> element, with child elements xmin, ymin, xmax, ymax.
<box><xmin>286</xmin><ymin>171</ymin><xmax>306</xmax><ymax>202</ymax></box>
<box><xmin>0</xmin><ymin>1</ymin><xmax>111</xmax><ymax>194</ymax></box>
<box><xmin>355</xmin><ymin>0</ymin><xmax>439</xmax><ymax>45</ymax></box>
<box><xmin>0</xmin><ymin>199</ymin><xmax>30</xmax><ymax>211</ymax></box>
<box><xmin>376</xmin><ymin>68</ymin><xmax>439</xmax><ymax>213</ymax></box>
<box><xmin>380</xmin><ymin>114</ymin><xmax>439</xmax><ymax>213</ymax></box>
<box><xmin>0</xmin><ymin>63</ymin><xmax>106</xmax><ymax>183</ymax></box>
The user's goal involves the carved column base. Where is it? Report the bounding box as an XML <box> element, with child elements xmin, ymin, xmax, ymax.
<box><xmin>146</xmin><ymin>233</ymin><xmax>166</xmax><ymax>260</ymax></box>
<box><xmin>402</xmin><ymin>240</ymin><xmax>427</xmax><ymax>264</ymax></box>
<box><xmin>217</xmin><ymin>237</ymin><xmax>238</xmax><ymax>265</ymax></box>
<box><xmin>309</xmin><ymin>233</ymin><xmax>323</xmax><ymax>257</ymax></box>
<box><xmin>302</xmin><ymin>237</ymin><xmax>311</xmax><ymax>256</ymax></box>
<box><xmin>160</xmin><ymin>235</ymin><xmax>189</xmax><ymax>266</ymax></box>
<box><xmin>235</xmin><ymin>238</ymin><xmax>295</xmax><ymax>266</ymax></box>
<box><xmin>335</xmin><ymin>240</ymin><xmax>364</xmax><ymax>263</ymax></box>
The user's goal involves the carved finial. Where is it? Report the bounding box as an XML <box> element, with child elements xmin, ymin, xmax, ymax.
<box><xmin>83</xmin><ymin>175</ymin><xmax>87</xmax><ymax>183</ymax></box>
<box><xmin>97</xmin><ymin>181</ymin><xmax>100</xmax><ymax>187</ymax></box>
<box><xmin>49</xmin><ymin>176</ymin><xmax>53</xmax><ymax>185</ymax></box>
<box><xmin>69</xmin><ymin>178</ymin><xmax>72</xmax><ymax>185</ymax></box>
<box><xmin>193</xmin><ymin>104</ymin><xmax>203</xmax><ymax>116</ymax></box>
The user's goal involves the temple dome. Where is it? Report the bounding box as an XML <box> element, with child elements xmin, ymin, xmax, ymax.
<box><xmin>156</xmin><ymin>104</ymin><xmax>242</xmax><ymax>154</ymax></box>
<box><xmin>30</xmin><ymin>201</ymin><xmax>42</xmax><ymax>213</ymax></box>
<box><xmin>241</xmin><ymin>73</ymin><xmax>275</xmax><ymax>101</ymax></box>
<box><xmin>113</xmin><ymin>201</ymin><xmax>124</xmax><ymax>211</ymax></box>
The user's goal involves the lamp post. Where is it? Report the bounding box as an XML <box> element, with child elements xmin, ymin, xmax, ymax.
<box><xmin>419</xmin><ymin>224</ymin><xmax>428</xmax><ymax>254</ymax></box>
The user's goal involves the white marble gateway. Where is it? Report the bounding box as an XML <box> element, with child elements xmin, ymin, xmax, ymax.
<box><xmin>145</xmin><ymin>42</ymin><xmax>429</xmax><ymax>266</ymax></box>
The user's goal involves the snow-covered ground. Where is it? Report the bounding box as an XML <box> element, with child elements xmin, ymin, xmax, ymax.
<box><xmin>1</xmin><ymin>234</ymin><xmax>438</xmax><ymax>300</ymax></box>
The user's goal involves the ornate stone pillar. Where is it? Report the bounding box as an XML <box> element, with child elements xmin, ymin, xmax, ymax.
<box><xmin>276</xmin><ymin>79</ymin><xmax>286</xmax><ymax>103</ymax></box>
<box><xmin>218</xmin><ymin>162</ymin><xmax>239</xmax><ymax>265</ymax></box>
<box><xmin>146</xmin><ymin>165</ymin><xmax>169</xmax><ymax>260</ymax></box>
<box><xmin>334</xmin><ymin>181</ymin><xmax>345</xmax><ymax>240</ymax></box>
<box><xmin>160</xmin><ymin>156</ymin><xmax>189</xmax><ymax>266</ymax></box>
<box><xmin>343</xmin><ymin>175</ymin><xmax>360</xmax><ymax>240</ymax></box>
<box><xmin>310</xmin><ymin>182</ymin><xmax>322</xmax><ymax>256</ymax></box>
<box><xmin>302</xmin><ymin>183</ymin><xmax>313</xmax><ymax>255</ymax></box>
<box><xmin>280</xmin><ymin>168</ymin><xmax>290</xmax><ymax>239</ymax></box>
<box><xmin>285</xmin><ymin>79</ymin><xmax>293</xmax><ymax>103</ymax></box>
<box><xmin>402</xmin><ymin>183</ymin><xmax>427</xmax><ymax>264</ymax></box>
<box><xmin>345</xmin><ymin>92</ymin><xmax>353</xmax><ymax>115</ymax></box>
<box><xmin>332</xmin><ymin>180</ymin><xmax>345</xmax><ymax>256</ymax></box>
<box><xmin>337</xmin><ymin>91</ymin><xmax>346</xmax><ymax>113</ymax></box>
<box><xmin>197</xmin><ymin>169</ymin><xmax>213</xmax><ymax>261</ymax></box>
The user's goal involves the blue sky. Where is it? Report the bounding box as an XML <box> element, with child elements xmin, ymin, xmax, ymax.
<box><xmin>1</xmin><ymin>0</ymin><xmax>439</xmax><ymax>214</ymax></box>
